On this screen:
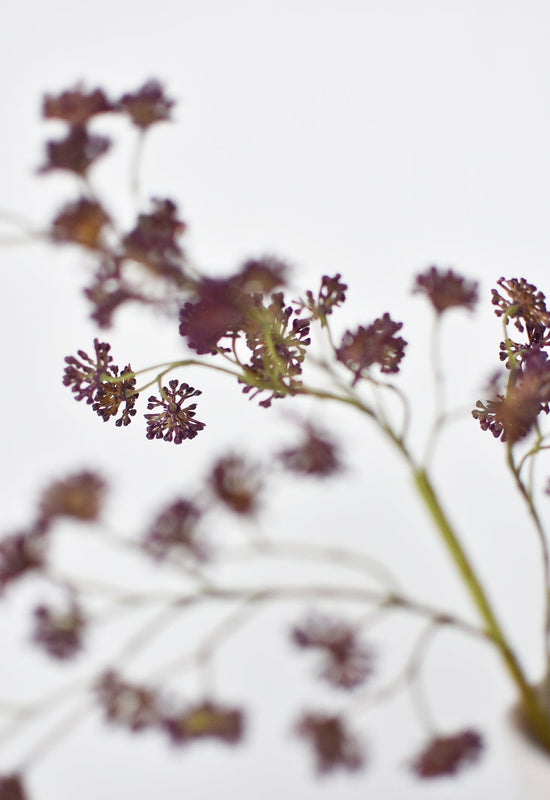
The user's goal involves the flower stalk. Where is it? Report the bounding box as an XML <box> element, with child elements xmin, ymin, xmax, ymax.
<box><xmin>414</xmin><ymin>467</ymin><xmax>550</xmax><ymax>751</ymax></box>
<box><xmin>8</xmin><ymin>80</ymin><xmax>550</xmax><ymax>794</ymax></box>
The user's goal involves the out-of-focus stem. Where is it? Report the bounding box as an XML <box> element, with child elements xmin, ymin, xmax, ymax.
<box><xmin>507</xmin><ymin>446</ymin><xmax>550</xmax><ymax>671</ymax></box>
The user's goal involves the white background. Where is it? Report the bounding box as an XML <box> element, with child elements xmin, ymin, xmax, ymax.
<box><xmin>2</xmin><ymin>1</ymin><xmax>550</xmax><ymax>798</ymax></box>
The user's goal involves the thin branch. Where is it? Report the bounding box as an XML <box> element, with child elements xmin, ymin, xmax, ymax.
<box><xmin>131</xmin><ymin>130</ymin><xmax>147</xmax><ymax>201</ymax></box>
<box><xmin>112</xmin><ymin>597</ymin><xmax>199</xmax><ymax>669</ymax></box>
<box><xmin>151</xmin><ymin>595</ymin><xmax>263</xmax><ymax>687</ymax></box>
<box><xmin>0</xmin><ymin>678</ymin><xmax>89</xmax><ymax>750</ymax></box>
<box><xmin>18</xmin><ymin>699</ymin><xmax>90</xmax><ymax>771</ymax></box>
<box><xmin>350</xmin><ymin>622</ymin><xmax>439</xmax><ymax>734</ymax></box>
<box><xmin>194</xmin><ymin>584</ymin><xmax>489</xmax><ymax>643</ymax></box>
<box><xmin>507</xmin><ymin>445</ymin><xmax>550</xmax><ymax>667</ymax></box>
<box><xmin>422</xmin><ymin>315</ymin><xmax>446</xmax><ymax>467</ymax></box>
<box><xmin>221</xmin><ymin>539</ymin><xmax>402</xmax><ymax>591</ymax></box>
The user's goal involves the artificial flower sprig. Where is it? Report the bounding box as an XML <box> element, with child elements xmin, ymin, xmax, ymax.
<box><xmin>3</xmin><ymin>80</ymin><xmax>550</xmax><ymax>799</ymax></box>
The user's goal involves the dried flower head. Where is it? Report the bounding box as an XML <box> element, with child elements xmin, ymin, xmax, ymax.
<box><xmin>301</xmin><ymin>273</ymin><xmax>348</xmax><ymax>324</ymax></box>
<box><xmin>38</xmin><ymin>470</ymin><xmax>107</xmax><ymax>523</ymax></box>
<box><xmin>337</xmin><ymin>313</ymin><xmax>407</xmax><ymax>383</ymax></box>
<box><xmin>292</xmin><ymin>613</ymin><xmax>373</xmax><ymax>689</ymax></box>
<box><xmin>472</xmin><ymin>356</ymin><xmax>550</xmax><ymax>444</ymax></box>
<box><xmin>411</xmin><ymin>729</ymin><xmax>483</xmax><ymax>778</ymax></box>
<box><xmin>63</xmin><ymin>340</ymin><xmax>137</xmax><ymax>426</ymax></box>
<box><xmin>239</xmin><ymin>292</ymin><xmax>311</xmax><ymax>405</ymax></box>
<box><xmin>279</xmin><ymin>426</ymin><xmax>342</xmax><ymax>477</ymax></box>
<box><xmin>237</xmin><ymin>256</ymin><xmax>288</xmax><ymax>294</ymax></box>
<box><xmin>51</xmin><ymin>197</ymin><xmax>110</xmax><ymax>249</ymax></box>
<box><xmin>492</xmin><ymin>279</ymin><xmax>550</xmax><ymax>369</ymax></box>
<box><xmin>43</xmin><ymin>85</ymin><xmax>112</xmax><ymax>125</ymax></box>
<box><xmin>209</xmin><ymin>454</ymin><xmax>262</xmax><ymax>515</ymax></box>
<box><xmin>93</xmin><ymin>365</ymin><xmax>138</xmax><ymax>427</ymax></box>
<box><xmin>163</xmin><ymin>701</ymin><xmax>244</xmax><ymax>745</ymax></box>
<box><xmin>296</xmin><ymin>712</ymin><xmax>364</xmax><ymax>774</ymax></box>
<box><xmin>471</xmin><ymin>397</ymin><xmax>507</xmax><ymax>441</ymax></box>
<box><xmin>0</xmin><ymin>530</ymin><xmax>46</xmax><ymax>592</ymax></box>
<box><xmin>84</xmin><ymin>259</ymin><xmax>144</xmax><ymax>329</ymax></box>
<box><xmin>142</xmin><ymin>499</ymin><xmax>206</xmax><ymax>561</ymax></box>
<box><xmin>32</xmin><ymin>601</ymin><xmax>85</xmax><ymax>660</ymax></box>
<box><xmin>96</xmin><ymin>671</ymin><xmax>161</xmax><ymax>732</ymax></box>
<box><xmin>118</xmin><ymin>80</ymin><xmax>174</xmax><ymax>129</ymax></box>
<box><xmin>0</xmin><ymin>774</ymin><xmax>27</xmax><ymax>800</ymax></box>
<box><xmin>145</xmin><ymin>380</ymin><xmax>205</xmax><ymax>444</ymax></box>
<box><xmin>413</xmin><ymin>267</ymin><xmax>478</xmax><ymax>314</ymax></box>
<box><xmin>472</xmin><ymin>389</ymin><xmax>539</xmax><ymax>445</ymax></box>
<box><xmin>492</xmin><ymin>277</ymin><xmax>550</xmax><ymax>334</ymax></box>
<box><xmin>123</xmin><ymin>199</ymin><xmax>186</xmax><ymax>281</ymax></box>
<box><xmin>63</xmin><ymin>339</ymin><xmax>117</xmax><ymax>403</ymax></box>
<box><xmin>179</xmin><ymin>262</ymin><xmax>288</xmax><ymax>357</ymax></box>
<box><xmin>179</xmin><ymin>278</ymin><xmax>247</xmax><ymax>355</ymax></box>
<box><xmin>39</xmin><ymin>125</ymin><xmax>110</xmax><ymax>175</ymax></box>
<box><xmin>244</xmin><ymin>293</ymin><xmax>311</xmax><ymax>374</ymax></box>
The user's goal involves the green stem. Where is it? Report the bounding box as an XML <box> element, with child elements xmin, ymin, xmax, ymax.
<box><xmin>414</xmin><ymin>467</ymin><xmax>550</xmax><ymax>750</ymax></box>
<box><xmin>106</xmin><ymin>358</ymin><xmax>241</xmax><ymax>382</ymax></box>
<box><xmin>307</xmin><ymin>382</ymin><xmax>550</xmax><ymax>748</ymax></box>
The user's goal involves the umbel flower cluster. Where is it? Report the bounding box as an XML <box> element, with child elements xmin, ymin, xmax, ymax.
<box><xmin>3</xmin><ymin>79</ymin><xmax>550</xmax><ymax>799</ymax></box>
<box><xmin>472</xmin><ymin>277</ymin><xmax>550</xmax><ymax>443</ymax></box>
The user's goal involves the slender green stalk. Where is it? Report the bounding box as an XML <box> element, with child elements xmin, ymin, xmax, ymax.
<box><xmin>414</xmin><ymin>467</ymin><xmax>550</xmax><ymax>749</ymax></box>
<box><xmin>103</xmin><ymin>358</ymin><xmax>241</xmax><ymax>383</ymax></box>
<box><xmin>309</xmin><ymin>380</ymin><xmax>550</xmax><ymax>749</ymax></box>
